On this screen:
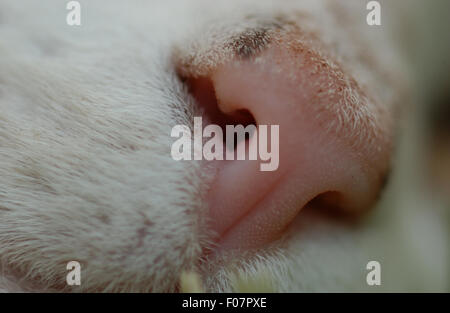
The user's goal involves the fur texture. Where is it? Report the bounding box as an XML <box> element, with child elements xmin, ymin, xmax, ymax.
<box><xmin>0</xmin><ymin>0</ymin><xmax>448</xmax><ymax>292</ymax></box>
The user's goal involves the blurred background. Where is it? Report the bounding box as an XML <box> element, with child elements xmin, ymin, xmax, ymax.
<box><xmin>379</xmin><ymin>0</ymin><xmax>450</xmax><ymax>291</ymax></box>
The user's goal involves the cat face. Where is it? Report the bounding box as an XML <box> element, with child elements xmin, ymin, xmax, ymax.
<box><xmin>0</xmin><ymin>0</ymin><xmax>447</xmax><ymax>292</ymax></box>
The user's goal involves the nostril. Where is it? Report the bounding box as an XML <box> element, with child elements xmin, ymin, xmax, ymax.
<box><xmin>222</xmin><ymin>109</ymin><xmax>256</xmax><ymax>150</ymax></box>
<box><xmin>184</xmin><ymin>76</ymin><xmax>257</xmax><ymax>149</ymax></box>
<box><xmin>306</xmin><ymin>191</ymin><xmax>364</xmax><ymax>221</ymax></box>
<box><xmin>309</xmin><ymin>191</ymin><xmax>346</xmax><ymax>212</ymax></box>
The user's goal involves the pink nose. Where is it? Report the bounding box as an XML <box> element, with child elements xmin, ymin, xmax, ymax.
<box><xmin>186</xmin><ymin>32</ymin><xmax>392</xmax><ymax>252</ymax></box>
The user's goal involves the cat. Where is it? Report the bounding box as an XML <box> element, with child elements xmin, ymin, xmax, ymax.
<box><xmin>0</xmin><ymin>0</ymin><xmax>448</xmax><ymax>292</ymax></box>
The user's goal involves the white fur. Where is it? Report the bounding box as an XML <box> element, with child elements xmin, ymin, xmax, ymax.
<box><xmin>0</xmin><ymin>0</ymin><xmax>448</xmax><ymax>292</ymax></box>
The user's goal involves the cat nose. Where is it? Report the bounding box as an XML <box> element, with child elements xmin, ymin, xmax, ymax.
<box><xmin>185</xmin><ymin>32</ymin><xmax>393</xmax><ymax>252</ymax></box>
